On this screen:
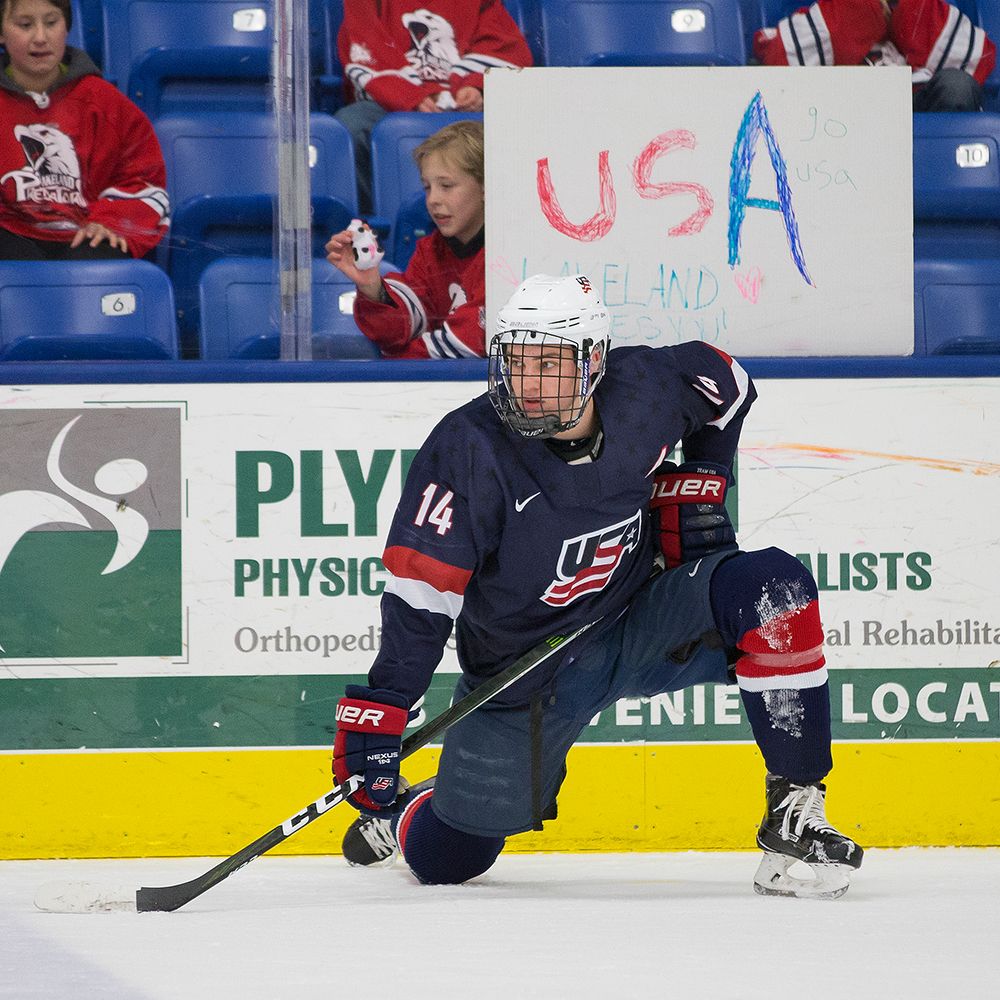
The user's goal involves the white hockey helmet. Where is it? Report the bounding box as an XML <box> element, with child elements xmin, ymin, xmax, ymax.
<box><xmin>487</xmin><ymin>274</ymin><xmax>611</xmax><ymax>437</ymax></box>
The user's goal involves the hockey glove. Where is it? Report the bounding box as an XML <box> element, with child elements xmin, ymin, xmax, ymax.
<box><xmin>333</xmin><ymin>685</ymin><xmax>410</xmax><ymax>813</ymax></box>
<box><xmin>650</xmin><ymin>461</ymin><xmax>737</xmax><ymax>569</ymax></box>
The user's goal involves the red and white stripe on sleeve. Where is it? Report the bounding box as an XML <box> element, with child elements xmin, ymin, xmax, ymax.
<box><xmin>892</xmin><ymin>0</ymin><xmax>997</xmax><ymax>86</ymax></box>
<box><xmin>382</xmin><ymin>545</ymin><xmax>472</xmax><ymax>620</ymax></box>
<box><xmin>753</xmin><ymin>0</ymin><xmax>890</xmax><ymax>67</ymax></box>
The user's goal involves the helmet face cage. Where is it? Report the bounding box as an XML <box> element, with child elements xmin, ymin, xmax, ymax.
<box><xmin>487</xmin><ymin>329</ymin><xmax>606</xmax><ymax>438</ymax></box>
<box><xmin>487</xmin><ymin>274</ymin><xmax>612</xmax><ymax>438</ymax></box>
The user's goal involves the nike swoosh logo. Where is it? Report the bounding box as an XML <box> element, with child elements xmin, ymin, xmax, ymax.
<box><xmin>515</xmin><ymin>492</ymin><xmax>541</xmax><ymax>512</ymax></box>
<box><xmin>688</xmin><ymin>559</ymin><xmax>703</xmax><ymax>577</ymax></box>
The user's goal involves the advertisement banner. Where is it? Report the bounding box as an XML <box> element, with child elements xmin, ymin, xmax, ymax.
<box><xmin>1</xmin><ymin>377</ymin><xmax>997</xmax><ymax>751</ymax></box>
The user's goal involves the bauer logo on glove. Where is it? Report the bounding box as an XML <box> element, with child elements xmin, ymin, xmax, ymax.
<box><xmin>348</xmin><ymin>218</ymin><xmax>385</xmax><ymax>271</ymax></box>
<box><xmin>651</xmin><ymin>474</ymin><xmax>726</xmax><ymax>501</ymax></box>
<box><xmin>650</xmin><ymin>460</ymin><xmax>737</xmax><ymax>569</ymax></box>
<box><xmin>333</xmin><ymin>684</ymin><xmax>411</xmax><ymax>813</ymax></box>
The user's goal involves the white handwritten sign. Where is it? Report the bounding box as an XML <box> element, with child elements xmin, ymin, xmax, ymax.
<box><xmin>485</xmin><ymin>66</ymin><xmax>913</xmax><ymax>356</ymax></box>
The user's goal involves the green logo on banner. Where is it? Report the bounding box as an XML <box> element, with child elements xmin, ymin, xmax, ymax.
<box><xmin>0</xmin><ymin>408</ymin><xmax>182</xmax><ymax>658</ymax></box>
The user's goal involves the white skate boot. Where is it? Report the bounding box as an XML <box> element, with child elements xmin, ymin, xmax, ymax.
<box><xmin>341</xmin><ymin>777</ymin><xmax>435</xmax><ymax>867</ymax></box>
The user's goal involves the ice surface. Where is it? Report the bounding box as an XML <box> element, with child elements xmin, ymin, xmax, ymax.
<box><xmin>2</xmin><ymin>849</ymin><xmax>998</xmax><ymax>999</ymax></box>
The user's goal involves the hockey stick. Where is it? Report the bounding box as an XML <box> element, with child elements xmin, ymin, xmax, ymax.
<box><xmin>34</xmin><ymin>616</ymin><xmax>601</xmax><ymax>915</ymax></box>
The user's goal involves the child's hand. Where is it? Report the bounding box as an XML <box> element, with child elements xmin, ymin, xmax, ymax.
<box><xmin>454</xmin><ymin>86</ymin><xmax>483</xmax><ymax>111</ymax></box>
<box><xmin>71</xmin><ymin>223</ymin><xmax>129</xmax><ymax>254</ymax></box>
<box><xmin>325</xmin><ymin>221</ymin><xmax>384</xmax><ymax>299</ymax></box>
<box><xmin>347</xmin><ymin>219</ymin><xmax>385</xmax><ymax>271</ymax></box>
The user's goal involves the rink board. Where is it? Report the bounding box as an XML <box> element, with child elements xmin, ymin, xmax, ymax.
<box><xmin>1</xmin><ymin>369</ymin><xmax>999</xmax><ymax>857</ymax></box>
<box><xmin>4</xmin><ymin>741</ymin><xmax>1000</xmax><ymax>858</ymax></box>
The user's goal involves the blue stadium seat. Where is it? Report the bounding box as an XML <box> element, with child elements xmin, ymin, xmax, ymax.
<box><xmin>914</xmin><ymin>256</ymin><xmax>1000</xmax><ymax>354</ymax></box>
<box><xmin>326</xmin><ymin>0</ymin><xmax>344</xmax><ymax>39</ymax></box>
<box><xmin>101</xmin><ymin>0</ymin><xmax>331</xmax><ymax>119</ymax></box>
<box><xmin>737</xmin><ymin>0</ymin><xmax>765</xmax><ymax>56</ymax></box>
<box><xmin>101</xmin><ymin>0</ymin><xmax>270</xmax><ymax>118</ymax></box>
<box><xmin>369</xmin><ymin>111</ymin><xmax>483</xmax><ymax>251</ymax></box>
<box><xmin>67</xmin><ymin>0</ymin><xmax>101</xmax><ymax>65</ymax></box>
<box><xmin>976</xmin><ymin>0</ymin><xmax>1000</xmax><ymax>110</ymax></box>
<box><xmin>538</xmin><ymin>0</ymin><xmax>747</xmax><ymax>67</ymax></box>
<box><xmin>155</xmin><ymin>111</ymin><xmax>357</xmax><ymax>354</ymax></box>
<box><xmin>197</xmin><ymin>256</ymin><xmax>382</xmax><ymax>359</ymax></box>
<box><xmin>502</xmin><ymin>0</ymin><xmax>545</xmax><ymax>64</ymax></box>
<box><xmin>953</xmin><ymin>0</ymin><xmax>982</xmax><ymax>17</ymax></box>
<box><xmin>750</xmin><ymin>0</ymin><xmax>793</xmax><ymax>24</ymax></box>
<box><xmin>0</xmin><ymin>260</ymin><xmax>178</xmax><ymax>361</ymax></box>
<box><xmin>389</xmin><ymin>195</ymin><xmax>434</xmax><ymax>271</ymax></box>
<box><xmin>913</xmin><ymin>112</ymin><xmax>1000</xmax><ymax>219</ymax></box>
<box><xmin>315</xmin><ymin>0</ymin><xmax>345</xmax><ymax>111</ymax></box>
<box><xmin>911</xmin><ymin>111</ymin><xmax>1000</xmax><ymax>353</ymax></box>
<box><xmin>67</xmin><ymin>7</ymin><xmax>86</xmax><ymax>56</ymax></box>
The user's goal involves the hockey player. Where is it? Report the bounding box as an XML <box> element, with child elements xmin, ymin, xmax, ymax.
<box><xmin>333</xmin><ymin>274</ymin><xmax>863</xmax><ymax>898</ymax></box>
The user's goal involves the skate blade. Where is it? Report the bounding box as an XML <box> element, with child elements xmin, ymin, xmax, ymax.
<box><xmin>34</xmin><ymin>881</ymin><xmax>137</xmax><ymax>914</ymax></box>
<box><xmin>752</xmin><ymin>853</ymin><xmax>852</xmax><ymax>900</ymax></box>
<box><xmin>344</xmin><ymin>853</ymin><xmax>397</xmax><ymax>869</ymax></box>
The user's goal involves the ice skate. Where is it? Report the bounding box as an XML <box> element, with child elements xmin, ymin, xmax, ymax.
<box><xmin>753</xmin><ymin>774</ymin><xmax>863</xmax><ymax>900</ymax></box>
<box><xmin>341</xmin><ymin>777</ymin><xmax>434</xmax><ymax>867</ymax></box>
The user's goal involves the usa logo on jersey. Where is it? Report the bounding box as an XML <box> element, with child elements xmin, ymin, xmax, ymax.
<box><xmin>541</xmin><ymin>509</ymin><xmax>643</xmax><ymax>607</ymax></box>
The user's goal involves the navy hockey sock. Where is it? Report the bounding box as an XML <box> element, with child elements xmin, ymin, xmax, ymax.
<box><xmin>397</xmin><ymin>790</ymin><xmax>505</xmax><ymax>885</ymax></box>
<box><xmin>740</xmin><ymin>683</ymin><xmax>832</xmax><ymax>784</ymax></box>
<box><xmin>710</xmin><ymin>548</ymin><xmax>832</xmax><ymax>783</ymax></box>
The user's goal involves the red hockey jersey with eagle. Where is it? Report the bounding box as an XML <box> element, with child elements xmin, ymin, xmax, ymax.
<box><xmin>0</xmin><ymin>47</ymin><xmax>168</xmax><ymax>257</ymax></box>
<box><xmin>338</xmin><ymin>0</ymin><xmax>533</xmax><ymax>111</ymax></box>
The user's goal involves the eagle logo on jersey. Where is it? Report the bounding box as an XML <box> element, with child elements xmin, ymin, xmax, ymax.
<box><xmin>2</xmin><ymin>123</ymin><xmax>85</xmax><ymax>209</ymax></box>
<box><xmin>541</xmin><ymin>509</ymin><xmax>643</xmax><ymax>607</ymax></box>
<box><xmin>402</xmin><ymin>9</ymin><xmax>461</xmax><ymax>82</ymax></box>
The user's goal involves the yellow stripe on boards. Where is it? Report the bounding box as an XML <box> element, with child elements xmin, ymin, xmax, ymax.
<box><xmin>0</xmin><ymin>748</ymin><xmax>439</xmax><ymax>860</ymax></box>
<box><xmin>3</xmin><ymin>743</ymin><xmax>999</xmax><ymax>860</ymax></box>
<box><xmin>522</xmin><ymin>742</ymin><xmax>1000</xmax><ymax>851</ymax></box>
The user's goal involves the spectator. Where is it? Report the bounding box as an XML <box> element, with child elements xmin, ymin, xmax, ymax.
<box><xmin>753</xmin><ymin>0</ymin><xmax>996</xmax><ymax>111</ymax></box>
<box><xmin>0</xmin><ymin>0</ymin><xmax>168</xmax><ymax>259</ymax></box>
<box><xmin>335</xmin><ymin>0</ymin><xmax>532</xmax><ymax>213</ymax></box>
<box><xmin>325</xmin><ymin>119</ymin><xmax>485</xmax><ymax>360</ymax></box>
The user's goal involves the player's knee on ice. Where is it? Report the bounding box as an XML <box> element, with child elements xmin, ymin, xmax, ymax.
<box><xmin>402</xmin><ymin>802</ymin><xmax>505</xmax><ymax>885</ymax></box>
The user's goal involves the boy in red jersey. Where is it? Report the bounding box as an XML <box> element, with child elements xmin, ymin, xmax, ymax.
<box><xmin>325</xmin><ymin>119</ymin><xmax>485</xmax><ymax>359</ymax></box>
<box><xmin>0</xmin><ymin>0</ymin><xmax>168</xmax><ymax>258</ymax></box>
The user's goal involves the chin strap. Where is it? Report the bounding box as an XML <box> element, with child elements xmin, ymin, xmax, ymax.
<box><xmin>545</xmin><ymin>425</ymin><xmax>605</xmax><ymax>465</ymax></box>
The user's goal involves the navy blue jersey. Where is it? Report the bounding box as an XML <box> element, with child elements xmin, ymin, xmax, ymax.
<box><xmin>369</xmin><ymin>342</ymin><xmax>756</xmax><ymax>706</ymax></box>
